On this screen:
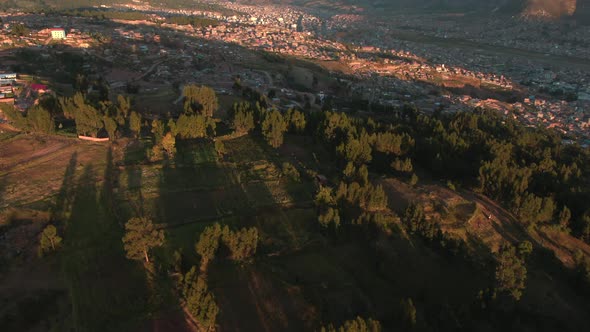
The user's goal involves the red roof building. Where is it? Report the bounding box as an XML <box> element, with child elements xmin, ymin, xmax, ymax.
<box><xmin>30</xmin><ymin>83</ymin><xmax>48</xmax><ymax>92</ymax></box>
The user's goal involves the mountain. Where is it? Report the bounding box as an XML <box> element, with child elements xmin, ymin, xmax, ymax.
<box><xmin>521</xmin><ymin>0</ymin><xmax>577</xmax><ymax>18</ymax></box>
<box><xmin>237</xmin><ymin>0</ymin><xmax>585</xmax><ymax>19</ymax></box>
<box><xmin>574</xmin><ymin>0</ymin><xmax>590</xmax><ymax>18</ymax></box>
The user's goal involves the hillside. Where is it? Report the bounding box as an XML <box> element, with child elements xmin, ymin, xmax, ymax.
<box><xmin>237</xmin><ymin>0</ymin><xmax>587</xmax><ymax>19</ymax></box>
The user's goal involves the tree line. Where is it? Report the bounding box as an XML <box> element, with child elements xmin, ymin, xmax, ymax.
<box><xmin>230</xmin><ymin>99</ymin><xmax>589</xmax><ymax>245</ymax></box>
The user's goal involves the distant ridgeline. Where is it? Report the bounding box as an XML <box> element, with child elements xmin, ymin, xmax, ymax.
<box><xmin>271</xmin><ymin>0</ymin><xmax>590</xmax><ymax>20</ymax></box>
<box><xmin>574</xmin><ymin>0</ymin><xmax>590</xmax><ymax>18</ymax></box>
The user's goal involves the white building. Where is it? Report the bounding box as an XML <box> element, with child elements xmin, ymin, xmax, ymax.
<box><xmin>50</xmin><ymin>28</ymin><xmax>66</xmax><ymax>40</ymax></box>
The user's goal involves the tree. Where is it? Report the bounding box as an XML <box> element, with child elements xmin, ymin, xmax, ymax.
<box><xmin>221</xmin><ymin>226</ymin><xmax>259</xmax><ymax>261</ymax></box>
<box><xmin>315</xmin><ymin>187</ymin><xmax>341</xmax><ymax>229</ymax></box>
<box><xmin>215</xmin><ymin>140</ymin><xmax>225</xmax><ymax>157</ymax></box>
<box><xmin>12</xmin><ymin>23</ymin><xmax>29</xmax><ymax>36</ymax></box>
<box><xmin>282</xmin><ymin>162</ymin><xmax>300</xmax><ymax>182</ymax></box>
<box><xmin>402</xmin><ymin>203</ymin><xmax>439</xmax><ymax>240</ymax></box>
<box><xmin>337</xmin><ymin>135</ymin><xmax>372</xmax><ymax>165</ymax></box>
<box><xmin>27</xmin><ymin>106</ymin><xmax>54</xmax><ymax>134</ymax></box>
<box><xmin>558</xmin><ymin>206</ymin><xmax>571</xmax><ymax>229</ymax></box>
<box><xmin>518</xmin><ymin>240</ymin><xmax>533</xmax><ymax>258</ymax></box>
<box><xmin>374</xmin><ymin>132</ymin><xmax>414</xmax><ymax>156</ymax></box>
<box><xmin>0</xmin><ymin>104</ymin><xmax>27</xmax><ymax>128</ymax></box>
<box><xmin>161</xmin><ymin>132</ymin><xmax>176</xmax><ymax>157</ymax></box>
<box><xmin>318</xmin><ymin>207</ymin><xmax>341</xmax><ymax>229</ymax></box>
<box><xmin>285</xmin><ymin>108</ymin><xmax>306</xmax><ymax>133</ymax></box>
<box><xmin>59</xmin><ymin>93</ymin><xmax>103</xmax><ymax>137</ymax></box>
<box><xmin>116</xmin><ymin>94</ymin><xmax>131</xmax><ymax>119</ymax></box>
<box><xmin>129</xmin><ymin>111</ymin><xmax>142</xmax><ymax>138</ymax></box>
<box><xmin>122</xmin><ymin>217</ymin><xmax>165</xmax><ymax>263</ymax></box>
<box><xmin>261</xmin><ymin>110</ymin><xmax>287</xmax><ymax>148</ymax></box>
<box><xmin>182</xmin><ymin>270</ymin><xmax>219</xmax><ymax>330</ymax></box>
<box><xmin>517</xmin><ymin>193</ymin><xmax>554</xmax><ymax>226</ymax></box>
<box><xmin>150</xmin><ymin>145</ymin><xmax>164</xmax><ymax>162</ymax></box>
<box><xmin>151</xmin><ymin>119</ymin><xmax>165</xmax><ymax>144</ymax></box>
<box><xmin>320</xmin><ymin>316</ymin><xmax>381</xmax><ymax>332</ymax></box>
<box><xmin>391</xmin><ymin>158</ymin><xmax>413</xmax><ymax>173</ymax></box>
<box><xmin>103</xmin><ymin>116</ymin><xmax>117</xmax><ymax>140</ymax></box>
<box><xmin>183</xmin><ymin>84</ymin><xmax>218</xmax><ymax>117</ymax></box>
<box><xmin>231</xmin><ymin>102</ymin><xmax>255</xmax><ymax>134</ymax></box>
<box><xmin>410</xmin><ymin>173</ymin><xmax>419</xmax><ymax>186</ymax></box>
<box><xmin>176</xmin><ymin>114</ymin><xmax>213</xmax><ymax>138</ymax></box>
<box><xmin>400</xmin><ymin>298</ymin><xmax>417</xmax><ymax>328</ymax></box>
<box><xmin>495</xmin><ymin>243</ymin><xmax>527</xmax><ymax>301</ymax></box>
<box><xmin>232</xmin><ymin>109</ymin><xmax>255</xmax><ymax>134</ymax></box>
<box><xmin>195</xmin><ymin>223</ymin><xmax>222</xmax><ymax>271</ymax></box>
<box><xmin>39</xmin><ymin>225</ymin><xmax>62</xmax><ymax>256</ymax></box>
<box><xmin>173</xmin><ymin>249</ymin><xmax>184</xmax><ymax>274</ymax></box>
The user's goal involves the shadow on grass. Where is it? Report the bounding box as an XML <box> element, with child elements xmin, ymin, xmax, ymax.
<box><xmin>123</xmin><ymin>141</ymin><xmax>147</xmax><ymax>217</ymax></box>
<box><xmin>156</xmin><ymin>138</ymin><xmax>248</xmax><ymax>227</ymax></box>
<box><xmin>154</xmin><ymin>135</ymin><xmax>314</xmax><ymax>331</ymax></box>
<box><xmin>100</xmin><ymin>147</ymin><xmax>121</xmax><ymax>222</ymax></box>
<box><xmin>51</xmin><ymin>152</ymin><xmax>77</xmax><ymax>223</ymax></box>
<box><xmin>0</xmin><ymin>174</ymin><xmax>8</xmax><ymax>210</ymax></box>
<box><xmin>60</xmin><ymin>161</ymin><xmax>150</xmax><ymax>331</ymax></box>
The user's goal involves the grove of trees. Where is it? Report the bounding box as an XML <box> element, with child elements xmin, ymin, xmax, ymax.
<box><xmin>495</xmin><ymin>243</ymin><xmax>528</xmax><ymax>300</ymax></box>
<box><xmin>195</xmin><ymin>223</ymin><xmax>259</xmax><ymax>271</ymax></box>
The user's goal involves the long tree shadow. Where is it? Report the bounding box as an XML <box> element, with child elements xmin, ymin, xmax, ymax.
<box><xmin>100</xmin><ymin>147</ymin><xmax>120</xmax><ymax>221</ymax></box>
<box><xmin>123</xmin><ymin>141</ymin><xmax>146</xmax><ymax>218</ymax></box>
<box><xmin>51</xmin><ymin>152</ymin><xmax>77</xmax><ymax>223</ymax></box>
<box><xmin>156</xmin><ymin>138</ymin><xmax>248</xmax><ymax>227</ymax></box>
<box><xmin>60</xmin><ymin>162</ymin><xmax>150</xmax><ymax>332</ymax></box>
<box><xmin>0</xmin><ymin>174</ymin><xmax>8</xmax><ymax>208</ymax></box>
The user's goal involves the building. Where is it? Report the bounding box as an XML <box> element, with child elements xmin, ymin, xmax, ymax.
<box><xmin>50</xmin><ymin>28</ymin><xmax>66</xmax><ymax>40</ymax></box>
<box><xmin>30</xmin><ymin>83</ymin><xmax>48</xmax><ymax>94</ymax></box>
<box><xmin>0</xmin><ymin>73</ymin><xmax>17</xmax><ymax>80</ymax></box>
<box><xmin>0</xmin><ymin>85</ymin><xmax>12</xmax><ymax>94</ymax></box>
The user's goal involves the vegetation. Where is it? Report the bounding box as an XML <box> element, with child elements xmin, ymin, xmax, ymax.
<box><xmin>320</xmin><ymin>317</ymin><xmax>381</xmax><ymax>332</ymax></box>
<box><xmin>495</xmin><ymin>243</ymin><xmax>528</xmax><ymax>301</ymax></box>
<box><xmin>195</xmin><ymin>223</ymin><xmax>259</xmax><ymax>270</ymax></box>
<box><xmin>0</xmin><ymin>104</ymin><xmax>54</xmax><ymax>134</ymax></box>
<box><xmin>38</xmin><ymin>225</ymin><xmax>62</xmax><ymax>256</ymax></box>
<box><xmin>220</xmin><ymin>225</ymin><xmax>259</xmax><ymax>261</ymax></box>
<box><xmin>230</xmin><ymin>101</ymin><xmax>255</xmax><ymax>134</ymax></box>
<box><xmin>11</xmin><ymin>23</ymin><xmax>30</xmax><ymax>36</ymax></box>
<box><xmin>195</xmin><ymin>223</ymin><xmax>222</xmax><ymax>270</ymax></box>
<box><xmin>165</xmin><ymin>15</ymin><xmax>219</xmax><ymax>27</ymax></box>
<box><xmin>181</xmin><ymin>267</ymin><xmax>219</xmax><ymax>330</ymax></box>
<box><xmin>122</xmin><ymin>217</ymin><xmax>165</xmax><ymax>263</ymax></box>
<box><xmin>400</xmin><ymin>298</ymin><xmax>417</xmax><ymax>328</ymax></box>
<box><xmin>315</xmin><ymin>186</ymin><xmax>341</xmax><ymax>229</ymax></box>
<box><xmin>261</xmin><ymin>109</ymin><xmax>287</xmax><ymax>148</ymax></box>
<box><xmin>282</xmin><ymin>162</ymin><xmax>301</xmax><ymax>182</ymax></box>
<box><xmin>183</xmin><ymin>84</ymin><xmax>218</xmax><ymax>117</ymax></box>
